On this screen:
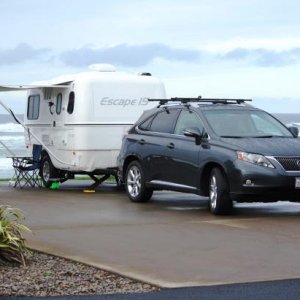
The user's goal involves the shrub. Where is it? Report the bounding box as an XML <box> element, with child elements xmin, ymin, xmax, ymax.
<box><xmin>0</xmin><ymin>205</ymin><xmax>31</xmax><ymax>266</ymax></box>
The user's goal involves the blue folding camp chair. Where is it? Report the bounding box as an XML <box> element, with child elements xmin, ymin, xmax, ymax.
<box><xmin>12</xmin><ymin>144</ymin><xmax>43</xmax><ymax>188</ymax></box>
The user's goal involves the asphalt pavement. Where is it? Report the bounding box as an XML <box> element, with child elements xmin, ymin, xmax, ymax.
<box><xmin>1</xmin><ymin>180</ymin><xmax>300</xmax><ymax>289</ymax></box>
<box><xmin>2</xmin><ymin>279</ymin><xmax>300</xmax><ymax>300</ymax></box>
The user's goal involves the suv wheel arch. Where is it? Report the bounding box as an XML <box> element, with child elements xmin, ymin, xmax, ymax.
<box><xmin>123</xmin><ymin>155</ymin><xmax>141</xmax><ymax>179</ymax></box>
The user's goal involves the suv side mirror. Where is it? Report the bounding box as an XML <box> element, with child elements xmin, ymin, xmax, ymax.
<box><xmin>288</xmin><ymin>126</ymin><xmax>299</xmax><ymax>137</ymax></box>
<box><xmin>183</xmin><ymin>127</ymin><xmax>206</xmax><ymax>145</ymax></box>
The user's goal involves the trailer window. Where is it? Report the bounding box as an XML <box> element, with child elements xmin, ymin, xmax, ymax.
<box><xmin>67</xmin><ymin>92</ymin><xmax>75</xmax><ymax>114</ymax></box>
<box><xmin>56</xmin><ymin>93</ymin><xmax>62</xmax><ymax>115</ymax></box>
<box><xmin>27</xmin><ymin>95</ymin><xmax>40</xmax><ymax>120</ymax></box>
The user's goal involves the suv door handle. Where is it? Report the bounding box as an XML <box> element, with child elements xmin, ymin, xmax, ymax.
<box><xmin>138</xmin><ymin>139</ymin><xmax>145</xmax><ymax>145</ymax></box>
<box><xmin>167</xmin><ymin>142</ymin><xmax>175</xmax><ymax>149</ymax></box>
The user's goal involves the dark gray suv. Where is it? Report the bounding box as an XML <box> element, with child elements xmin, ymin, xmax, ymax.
<box><xmin>117</xmin><ymin>97</ymin><xmax>300</xmax><ymax>214</ymax></box>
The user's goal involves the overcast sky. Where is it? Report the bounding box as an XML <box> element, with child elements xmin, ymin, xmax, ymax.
<box><xmin>0</xmin><ymin>0</ymin><xmax>300</xmax><ymax>113</ymax></box>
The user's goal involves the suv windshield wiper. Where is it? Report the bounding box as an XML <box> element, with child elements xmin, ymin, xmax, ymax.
<box><xmin>254</xmin><ymin>135</ymin><xmax>288</xmax><ymax>138</ymax></box>
<box><xmin>221</xmin><ymin>135</ymin><xmax>288</xmax><ymax>138</ymax></box>
<box><xmin>254</xmin><ymin>135</ymin><xmax>274</xmax><ymax>138</ymax></box>
<box><xmin>220</xmin><ymin>135</ymin><xmax>243</xmax><ymax>138</ymax></box>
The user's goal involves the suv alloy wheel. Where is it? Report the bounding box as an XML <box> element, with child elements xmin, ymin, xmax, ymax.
<box><xmin>125</xmin><ymin>161</ymin><xmax>153</xmax><ymax>202</ymax></box>
<box><xmin>209</xmin><ymin>168</ymin><xmax>232</xmax><ymax>215</ymax></box>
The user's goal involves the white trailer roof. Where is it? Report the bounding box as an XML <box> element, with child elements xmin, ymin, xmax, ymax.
<box><xmin>0</xmin><ymin>63</ymin><xmax>164</xmax><ymax>92</ymax></box>
<box><xmin>0</xmin><ymin>84</ymin><xmax>71</xmax><ymax>92</ymax></box>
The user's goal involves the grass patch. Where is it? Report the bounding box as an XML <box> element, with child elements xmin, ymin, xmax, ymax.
<box><xmin>0</xmin><ymin>178</ymin><xmax>13</xmax><ymax>182</ymax></box>
<box><xmin>0</xmin><ymin>205</ymin><xmax>31</xmax><ymax>266</ymax></box>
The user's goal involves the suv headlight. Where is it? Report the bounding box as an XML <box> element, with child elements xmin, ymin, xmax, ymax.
<box><xmin>237</xmin><ymin>151</ymin><xmax>274</xmax><ymax>168</ymax></box>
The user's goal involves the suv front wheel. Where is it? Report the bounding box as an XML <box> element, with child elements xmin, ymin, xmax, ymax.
<box><xmin>125</xmin><ymin>161</ymin><xmax>153</xmax><ymax>202</ymax></box>
<box><xmin>209</xmin><ymin>168</ymin><xmax>232</xmax><ymax>215</ymax></box>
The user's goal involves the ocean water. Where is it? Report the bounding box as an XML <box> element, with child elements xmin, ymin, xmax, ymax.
<box><xmin>0</xmin><ymin>114</ymin><xmax>27</xmax><ymax>179</ymax></box>
<box><xmin>0</xmin><ymin>113</ymin><xmax>300</xmax><ymax>179</ymax></box>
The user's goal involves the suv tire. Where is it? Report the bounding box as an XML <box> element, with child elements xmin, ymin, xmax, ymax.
<box><xmin>209</xmin><ymin>167</ymin><xmax>232</xmax><ymax>215</ymax></box>
<box><xmin>125</xmin><ymin>161</ymin><xmax>153</xmax><ymax>202</ymax></box>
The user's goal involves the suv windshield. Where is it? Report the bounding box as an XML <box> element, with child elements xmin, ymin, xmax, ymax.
<box><xmin>203</xmin><ymin>109</ymin><xmax>293</xmax><ymax>138</ymax></box>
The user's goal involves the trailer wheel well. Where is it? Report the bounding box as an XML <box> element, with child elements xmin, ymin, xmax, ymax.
<box><xmin>123</xmin><ymin>155</ymin><xmax>140</xmax><ymax>179</ymax></box>
<box><xmin>41</xmin><ymin>150</ymin><xmax>49</xmax><ymax>160</ymax></box>
<box><xmin>201</xmin><ymin>163</ymin><xmax>227</xmax><ymax>196</ymax></box>
<box><xmin>40</xmin><ymin>150</ymin><xmax>62</xmax><ymax>178</ymax></box>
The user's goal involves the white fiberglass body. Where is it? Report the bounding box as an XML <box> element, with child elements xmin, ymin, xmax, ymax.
<box><xmin>22</xmin><ymin>65</ymin><xmax>166</xmax><ymax>173</ymax></box>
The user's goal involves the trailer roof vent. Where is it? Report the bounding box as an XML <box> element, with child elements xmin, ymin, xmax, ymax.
<box><xmin>139</xmin><ymin>72</ymin><xmax>152</xmax><ymax>76</ymax></box>
<box><xmin>88</xmin><ymin>64</ymin><xmax>116</xmax><ymax>72</ymax></box>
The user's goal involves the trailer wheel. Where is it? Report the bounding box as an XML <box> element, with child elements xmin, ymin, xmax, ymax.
<box><xmin>40</xmin><ymin>156</ymin><xmax>55</xmax><ymax>188</ymax></box>
<box><xmin>125</xmin><ymin>161</ymin><xmax>152</xmax><ymax>202</ymax></box>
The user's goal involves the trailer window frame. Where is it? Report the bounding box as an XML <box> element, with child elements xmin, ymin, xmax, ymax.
<box><xmin>27</xmin><ymin>95</ymin><xmax>40</xmax><ymax>120</ymax></box>
<box><xmin>56</xmin><ymin>93</ymin><xmax>62</xmax><ymax>115</ymax></box>
<box><xmin>67</xmin><ymin>91</ymin><xmax>75</xmax><ymax>114</ymax></box>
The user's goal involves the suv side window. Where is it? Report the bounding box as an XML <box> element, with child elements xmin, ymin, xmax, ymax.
<box><xmin>174</xmin><ymin>110</ymin><xmax>203</xmax><ymax>135</ymax></box>
<box><xmin>149</xmin><ymin>109</ymin><xmax>180</xmax><ymax>133</ymax></box>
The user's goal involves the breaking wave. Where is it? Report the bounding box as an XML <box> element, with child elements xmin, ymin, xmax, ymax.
<box><xmin>0</xmin><ymin>122</ymin><xmax>24</xmax><ymax>133</ymax></box>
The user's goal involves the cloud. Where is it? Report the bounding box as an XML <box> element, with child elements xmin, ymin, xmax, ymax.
<box><xmin>0</xmin><ymin>43</ymin><xmax>50</xmax><ymax>65</ymax></box>
<box><xmin>221</xmin><ymin>47</ymin><xmax>300</xmax><ymax>67</ymax></box>
<box><xmin>60</xmin><ymin>43</ymin><xmax>300</xmax><ymax>68</ymax></box>
<box><xmin>2</xmin><ymin>43</ymin><xmax>300</xmax><ymax>69</ymax></box>
<box><xmin>60</xmin><ymin>43</ymin><xmax>201</xmax><ymax>67</ymax></box>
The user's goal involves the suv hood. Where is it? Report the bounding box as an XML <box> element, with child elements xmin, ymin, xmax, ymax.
<box><xmin>220</xmin><ymin>137</ymin><xmax>300</xmax><ymax>156</ymax></box>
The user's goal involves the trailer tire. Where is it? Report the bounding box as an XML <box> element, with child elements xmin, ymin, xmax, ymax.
<box><xmin>40</xmin><ymin>156</ymin><xmax>55</xmax><ymax>188</ymax></box>
<box><xmin>125</xmin><ymin>161</ymin><xmax>153</xmax><ymax>202</ymax></box>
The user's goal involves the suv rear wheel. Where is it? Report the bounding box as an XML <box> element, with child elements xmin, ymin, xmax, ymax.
<box><xmin>209</xmin><ymin>168</ymin><xmax>232</xmax><ymax>215</ymax></box>
<box><xmin>125</xmin><ymin>161</ymin><xmax>153</xmax><ymax>202</ymax></box>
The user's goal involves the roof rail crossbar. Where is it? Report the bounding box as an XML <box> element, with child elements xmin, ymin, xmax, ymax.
<box><xmin>148</xmin><ymin>97</ymin><xmax>252</xmax><ymax>107</ymax></box>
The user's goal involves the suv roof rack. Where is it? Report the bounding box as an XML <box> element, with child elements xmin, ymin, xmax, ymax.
<box><xmin>148</xmin><ymin>96</ymin><xmax>252</xmax><ymax>107</ymax></box>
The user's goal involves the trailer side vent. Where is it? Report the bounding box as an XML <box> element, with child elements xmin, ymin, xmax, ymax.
<box><xmin>44</xmin><ymin>88</ymin><xmax>52</xmax><ymax>100</ymax></box>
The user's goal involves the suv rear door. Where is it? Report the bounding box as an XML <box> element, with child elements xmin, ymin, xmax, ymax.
<box><xmin>137</xmin><ymin>108</ymin><xmax>180</xmax><ymax>182</ymax></box>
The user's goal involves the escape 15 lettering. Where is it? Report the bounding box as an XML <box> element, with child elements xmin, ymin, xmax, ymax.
<box><xmin>100</xmin><ymin>97</ymin><xmax>148</xmax><ymax>107</ymax></box>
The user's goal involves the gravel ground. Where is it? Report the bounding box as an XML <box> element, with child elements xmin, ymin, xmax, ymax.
<box><xmin>0</xmin><ymin>251</ymin><xmax>159</xmax><ymax>297</ymax></box>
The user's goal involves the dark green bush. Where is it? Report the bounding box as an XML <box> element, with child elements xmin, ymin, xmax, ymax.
<box><xmin>0</xmin><ymin>205</ymin><xmax>31</xmax><ymax>266</ymax></box>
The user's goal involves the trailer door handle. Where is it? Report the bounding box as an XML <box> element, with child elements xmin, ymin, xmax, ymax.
<box><xmin>138</xmin><ymin>139</ymin><xmax>145</xmax><ymax>145</ymax></box>
<box><xmin>167</xmin><ymin>143</ymin><xmax>175</xmax><ymax>149</ymax></box>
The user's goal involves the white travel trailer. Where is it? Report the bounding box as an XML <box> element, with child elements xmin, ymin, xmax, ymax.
<box><xmin>0</xmin><ymin>64</ymin><xmax>166</xmax><ymax>187</ymax></box>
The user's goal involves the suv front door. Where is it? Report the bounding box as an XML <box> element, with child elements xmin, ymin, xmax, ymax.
<box><xmin>163</xmin><ymin>109</ymin><xmax>205</xmax><ymax>188</ymax></box>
